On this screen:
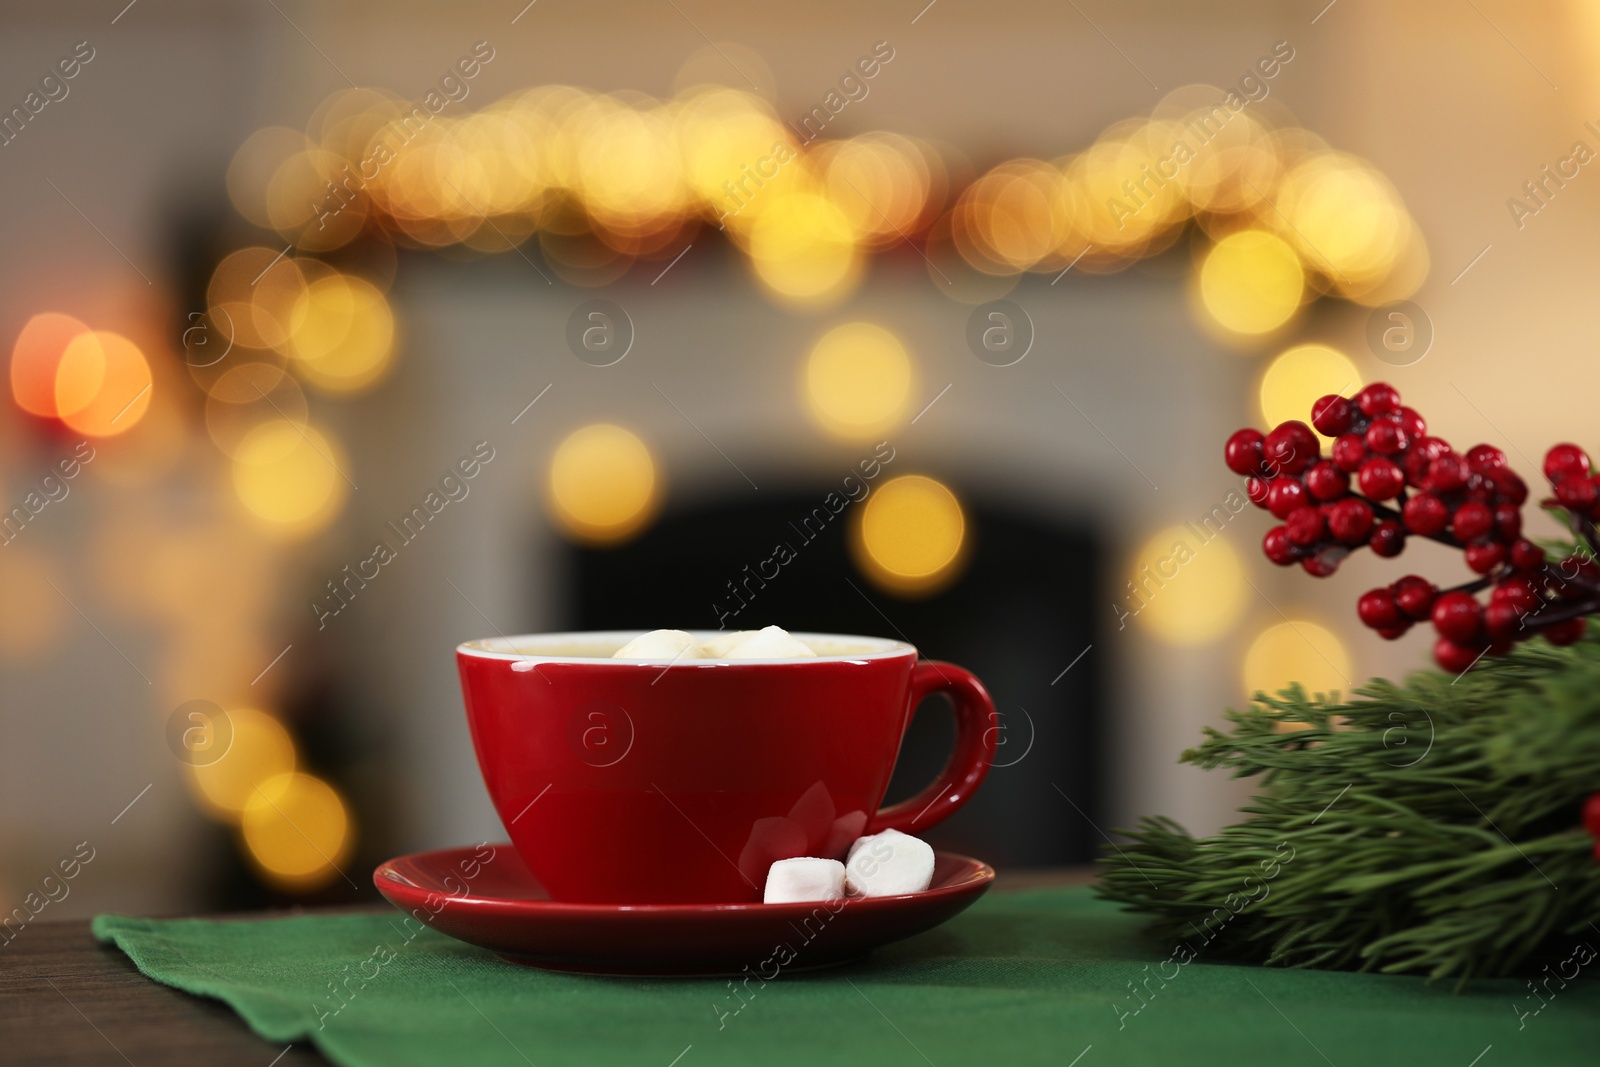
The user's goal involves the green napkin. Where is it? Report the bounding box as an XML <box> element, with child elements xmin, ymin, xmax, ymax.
<box><xmin>95</xmin><ymin>888</ymin><xmax>1598</xmax><ymax>1067</ymax></box>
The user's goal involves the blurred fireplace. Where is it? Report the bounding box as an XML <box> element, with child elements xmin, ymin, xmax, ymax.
<box><xmin>563</xmin><ymin>488</ymin><xmax>1105</xmax><ymax>867</ymax></box>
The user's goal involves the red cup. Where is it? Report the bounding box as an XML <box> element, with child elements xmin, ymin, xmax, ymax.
<box><xmin>456</xmin><ymin>631</ymin><xmax>998</xmax><ymax>904</ymax></box>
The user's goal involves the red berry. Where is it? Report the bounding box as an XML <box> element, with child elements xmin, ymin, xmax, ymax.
<box><xmin>1246</xmin><ymin>476</ymin><xmax>1271</xmax><ymax>508</ymax></box>
<box><xmin>1300</xmin><ymin>546</ymin><xmax>1346</xmax><ymax>577</ymax></box>
<box><xmin>1311</xmin><ymin>395</ymin><xmax>1355</xmax><ymax>436</ymax></box>
<box><xmin>1543</xmin><ymin>443</ymin><xmax>1590</xmax><ymax>483</ymax></box>
<box><xmin>1432</xmin><ymin>591</ymin><xmax>1483</xmax><ymax>643</ymax></box>
<box><xmin>1555</xmin><ymin>473</ymin><xmax>1598</xmax><ymax>511</ymax></box>
<box><xmin>1402</xmin><ymin>494</ymin><xmax>1449</xmax><ymax>536</ymax></box>
<box><xmin>1285</xmin><ymin>506</ymin><xmax>1325</xmax><ymax>545</ymax></box>
<box><xmin>1492</xmin><ymin>503</ymin><xmax>1522</xmax><ymax>541</ymax></box>
<box><xmin>1267</xmin><ymin>477</ymin><xmax>1307</xmax><ymax>519</ymax></box>
<box><xmin>1262</xmin><ymin>526</ymin><xmax>1298</xmax><ymax>565</ymax></box>
<box><xmin>1357</xmin><ymin>588</ymin><xmax>1403</xmax><ymax>629</ymax></box>
<box><xmin>1582</xmin><ymin>792</ymin><xmax>1600</xmax><ymax>837</ymax></box>
<box><xmin>1484</xmin><ymin>600</ymin><xmax>1524</xmax><ymax>642</ymax></box>
<box><xmin>1465</xmin><ymin>542</ymin><xmax>1506</xmax><ymax>574</ymax></box>
<box><xmin>1393</xmin><ymin>575</ymin><xmax>1437</xmax><ymax>620</ymax></box>
<box><xmin>1377</xmin><ymin>623</ymin><xmax>1412</xmax><ymax>640</ymax></box>
<box><xmin>1370</xmin><ymin>520</ymin><xmax>1406</xmax><ymax>557</ymax></box>
<box><xmin>1358</xmin><ymin>457</ymin><xmax>1405</xmax><ymax>500</ymax></box>
<box><xmin>1452</xmin><ymin>501</ymin><xmax>1493</xmax><ymax>542</ymax></box>
<box><xmin>1225</xmin><ymin>428</ymin><xmax>1267</xmax><ymax>476</ymax></box>
<box><xmin>1356</xmin><ymin>382</ymin><xmax>1401</xmax><ymax>417</ymax></box>
<box><xmin>1304</xmin><ymin>460</ymin><xmax>1349</xmax><ymax>502</ymax></box>
<box><xmin>1427</xmin><ymin>454</ymin><xmax>1467</xmax><ymax>493</ymax></box>
<box><xmin>1365</xmin><ymin>419</ymin><xmax>1409</xmax><ymax>456</ymax></box>
<box><xmin>1397</xmin><ymin>406</ymin><xmax>1426</xmax><ymax>439</ymax></box>
<box><xmin>1488</xmin><ymin>468</ymin><xmax>1529</xmax><ymax>506</ymax></box>
<box><xmin>1465</xmin><ymin>473</ymin><xmax>1498</xmax><ymax>504</ymax></box>
<box><xmin>1433</xmin><ymin>637</ymin><xmax>1485</xmax><ymax>674</ymax></box>
<box><xmin>1264</xmin><ymin>421</ymin><xmax>1319</xmax><ymax>475</ymax></box>
<box><xmin>1492</xmin><ymin>577</ymin><xmax>1541</xmax><ymax>613</ymax></box>
<box><xmin>1410</xmin><ymin>435</ymin><xmax>1451</xmax><ymax>465</ymax></box>
<box><xmin>1466</xmin><ymin>444</ymin><xmax>1506</xmax><ymax>473</ymax></box>
<box><xmin>1332</xmin><ymin>433</ymin><xmax>1368</xmax><ymax>473</ymax></box>
<box><xmin>1509</xmin><ymin>539</ymin><xmax>1544</xmax><ymax>571</ymax></box>
<box><xmin>1326</xmin><ymin>497</ymin><xmax>1374</xmax><ymax>544</ymax></box>
<box><xmin>1546</xmin><ymin>618</ymin><xmax>1587</xmax><ymax>646</ymax></box>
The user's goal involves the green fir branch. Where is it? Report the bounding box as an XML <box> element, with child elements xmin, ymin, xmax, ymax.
<box><xmin>1096</xmin><ymin>631</ymin><xmax>1600</xmax><ymax>985</ymax></box>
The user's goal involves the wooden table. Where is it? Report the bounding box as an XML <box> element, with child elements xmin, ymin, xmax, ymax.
<box><xmin>1</xmin><ymin>868</ymin><xmax>1096</xmax><ymax>1066</ymax></box>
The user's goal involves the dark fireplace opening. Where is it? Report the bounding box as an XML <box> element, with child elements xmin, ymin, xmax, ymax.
<box><xmin>562</xmin><ymin>487</ymin><xmax>1106</xmax><ymax>868</ymax></box>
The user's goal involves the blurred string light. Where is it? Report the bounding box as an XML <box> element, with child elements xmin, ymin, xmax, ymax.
<box><xmin>9</xmin><ymin>316</ymin><xmax>152</xmax><ymax>435</ymax></box>
<box><xmin>188</xmin><ymin>706</ymin><xmax>297</xmax><ymax>816</ymax></box>
<box><xmin>1259</xmin><ymin>343</ymin><xmax>1361</xmax><ymax>430</ymax></box>
<box><xmin>852</xmin><ymin>474</ymin><xmax>968</xmax><ymax>596</ymax></box>
<box><xmin>1242</xmin><ymin>620</ymin><xmax>1351</xmax><ymax>703</ymax></box>
<box><xmin>241</xmin><ymin>771</ymin><xmax>352</xmax><ymax>887</ymax></box>
<box><xmin>802</xmin><ymin>322</ymin><xmax>913</xmax><ymax>440</ymax></box>
<box><xmin>210</xmin><ymin>81</ymin><xmax>1421</xmax><ymax>316</ymax></box>
<box><xmin>547</xmin><ymin>423</ymin><xmax>660</xmax><ymax>544</ymax></box>
<box><xmin>1125</xmin><ymin>525</ymin><xmax>1249</xmax><ymax>646</ymax></box>
<box><xmin>1197</xmin><ymin>229</ymin><xmax>1304</xmax><ymax>336</ymax></box>
<box><xmin>231</xmin><ymin>420</ymin><xmax>350</xmax><ymax>534</ymax></box>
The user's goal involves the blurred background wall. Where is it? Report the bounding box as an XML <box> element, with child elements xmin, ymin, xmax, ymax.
<box><xmin>2</xmin><ymin>0</ymin><xmax>1597</xmax><ymax>919</ymax></box>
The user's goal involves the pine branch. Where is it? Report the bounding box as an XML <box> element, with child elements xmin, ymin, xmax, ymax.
<box><xmin>1096</xmin><ymin>630</ymin><xmax>1600</xmax><ymax>985</ymax></box>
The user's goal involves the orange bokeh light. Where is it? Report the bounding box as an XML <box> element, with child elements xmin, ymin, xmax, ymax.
<box><xmin>55</xmin><ymin>331</ymin><xmax>153</xmax><ymax>436</ymax></box>
<box><xmin>11</xmin><ymin>312</ymin><xmax>89</xmax><ymax>417</ymax></box>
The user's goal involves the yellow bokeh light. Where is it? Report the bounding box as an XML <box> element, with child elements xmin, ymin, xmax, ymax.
<box><xmin>241</xmin><ymin>771</ymin><xmax>352</xmax><ymax>889</ymax></box>
<box><xmin>1126</xmin><ymin>524</ymin><xmax>1248</xmax><ymax>646</ymax></box>
<box><xmin>1277</xmin><ymin>154</ymin><xmax>1406</xmax><ymax>300</ymax></box>
<box><xmin>231</xmin><ymin>421</ymin><xmax>348</xmax><ymax>534</ymax></box>
<box><xmin>1197</xmin><ymin>229</ymin><xmax>1304</xmax><ymax>335</ymax></box>
<box><xmin>1259</xmin><ymin>344</ymin><xmax>1361</xmax><ymax>431</ymax></box>
<box><xmin>187</xmin><ymin>707</ymin><xmax>296</xmax><ymax>817</ymax></box>
<box><xmin>853</xmin><ymin>474</ymin><xmax>967</xmax><ymax>596</ymax></box>
<box><xmin>802</xmin><ymin>323</ymin><xmax>913</xmax><ymax>440</ymax></box>
<box><xmin>1242</xmin><ymin>620</ymin><xmax>1351</xmax><ymax>702</ymax></box>
<box><xmin>820</xmin><ymin>133</ymin><xmax>934</xmax><ymax>250</ymax></box>
<box><xmin>547</xmin><ymin>424</ymin><xmax>659</xmax><ymax>544</ymax></box>
<box><xmin>286</xmin><ymin>275</ymin><xmax>396</xmax><ymax>394</ymax></box>
<box><xmin>746</xmin><ymin>192</ymin><xmax>862</xmax><ymax>306</ymax></box>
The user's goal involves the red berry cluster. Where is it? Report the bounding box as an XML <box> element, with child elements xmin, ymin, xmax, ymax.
<box><xmin>1226</xmin><ymin>382</ymin><xmax>1600</xmax><ymax>673</ymax></box>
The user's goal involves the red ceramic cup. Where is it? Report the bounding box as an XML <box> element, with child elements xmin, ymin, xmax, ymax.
<box><xmin>456</xmin><ymin>631</ymin><xmax>998</xmax><ymax>904</ymax></box>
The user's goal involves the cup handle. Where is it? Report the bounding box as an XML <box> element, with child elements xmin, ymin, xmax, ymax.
<box><xmin>869</xmin><ymin>661</ymin><xmax>999</xmax><ymax>835</ymax></box>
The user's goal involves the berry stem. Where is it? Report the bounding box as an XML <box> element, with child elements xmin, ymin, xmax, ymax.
<box><xmin>1517</xmin><ymin>594</ymin><xmax>1600</xmax><ymax>634</ymax></box>
<box><xmin>1367</xmin><ymin>499</ymin><xmax>1463</xmax><ymax>549</ymax></box>
<box><xmin>1568</xmin><ymin>510</ymin><xmax>1600</xmax><ymax>560</ymax></box>
<box><xmin>1536</xmin><ymin>560</ymin><xmax>1600</xmax><ymax>597</ymax></box>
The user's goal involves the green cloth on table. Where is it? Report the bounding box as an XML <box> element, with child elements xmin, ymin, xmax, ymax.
<box><xmin>94</xmin><ymin>888</ymin><xmax>1599</xmax><ymax>1066</ymax></box>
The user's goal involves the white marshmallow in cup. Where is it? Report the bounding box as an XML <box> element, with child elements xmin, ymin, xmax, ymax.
<box><xmin>845</xmin><ymin>829</ymin><xmax>935</xmax><ymax>897</ymax></box>
<box><xmin>725</xmin><ymin>625</ymin><xmax>817</xmax><ymax>659</ymax></box>
<box><xmin>763</xmin><ymin>857</ymin><xmax>846</xmax><ymax>904</ymax></box>
<box><xmin>700</xmin><ymin>630</ymin><xmax>757</xmax><ymax>657</ymax></box>
<box><xmin>611</xmin><ymin>629</ymin><xmax>705</xmax><ymax>660</ymax></box>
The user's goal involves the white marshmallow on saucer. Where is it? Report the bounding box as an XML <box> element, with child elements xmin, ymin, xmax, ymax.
<box><xmin>725</xmin><ymin>625</ymin><xmax>817</xmax><ymax>660</ymax></box>
<box><xmin>763</xmin><ymin>857</ymin><xmax>846</xmax><ymax>904</ymax></box>
<box><xmin>845</xmin><ymin>829</ymin><xmax>935</xmax><ymax>897</ymax></box>
<box><xmin>612</xmin><ymin>629</ymin><xmax>705</xmax><ymax>660</ymax></box>
<box><xmin>701</xmin><ymin>630</ymin><xmax>757</xmax><ymax>657</ymax></box>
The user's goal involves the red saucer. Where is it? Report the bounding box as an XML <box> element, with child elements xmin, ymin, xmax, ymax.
<box><xmin>374</xmin><ymin>844</ymin><xmax>994</xmax><ymax>976</ymax></box>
